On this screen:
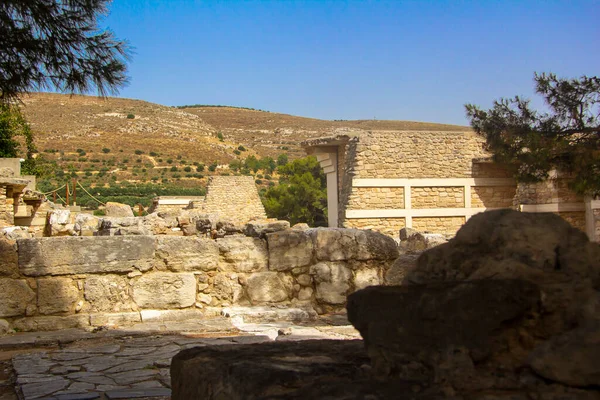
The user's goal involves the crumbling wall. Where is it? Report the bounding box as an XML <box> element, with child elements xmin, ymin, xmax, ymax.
<box><xmin>0</xmin><ymin>227</ymin><xmax>398</xmax><ymax>332</ymax></box>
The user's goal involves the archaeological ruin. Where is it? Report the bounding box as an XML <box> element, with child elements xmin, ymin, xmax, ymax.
<box><xmin>303</xmin><ymin>130</ymin><xmax>600</xmax><ymax>241</ymax></box>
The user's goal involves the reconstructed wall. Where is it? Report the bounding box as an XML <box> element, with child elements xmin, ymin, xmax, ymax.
<box><xmin>344</xmin><ymin>217</ymin><xmax>406</xmax><ymax>237</ymax></box>
<box><xmin>350</xmin><ymin>131</ymin><xmax>490</xmax><ymax>179</ymax></box>
<box><xmin>347</xmin><ymin>187</ymin><xmax>405</xmax><ymax>210</ymax></box>
<box><xmin>335</xmin><ymin>131</ymin><xmax>516</xmax><ymax>236</ymax></box>
<box><xmin>202</xmin><ymin>176</ymin><xmax>267</xmax><ymax>222</ymax></box>
<box><xmin>0</xmin><ymin>228</ymin><xmax>398</xmax><ymax>331</ymax></box>
<box><xmin>411</xmin><ymin>187</ymin><xmax>464</xmax><ymax>209</ymax></box>
<box><xmin>411</xmin><ymin>216</ymin><xmax>465</xmax><ymax>233</ymax></box>
<box><xmin>471</xmin><ymin>186</ymin><xmax>516</xmax><ymax>208</ymax></box>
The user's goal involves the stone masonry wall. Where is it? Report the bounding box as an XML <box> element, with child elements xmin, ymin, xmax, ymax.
<box><xmin>350</xmin><ymin>131</ymin><xmax>490</xmax><ymax>179</ymax></box>
<box><xmin>0</xmin><ymin>186</ymin><xmax>10</xmax><ymax>227</ymax></box>
<box><xmin>515</xmin><ymin>178</ymin><xmax>582</xmax><ymax>206</ymax></box>
<box><xmin>347</xmin><ymin>187</ymin><xmax>404</xmax><ymax>210</ymax></box>
<box><xmin>411</xmin><ymin>216</ymin><xmax>466</xmax><ymax>234</ymax></box>
<box><xmin>343</xmin><ymin>217</ymin><xmax>406</xmax><ymax>238</ymax></box>
<box><xmin>411</xmin><ymin>187</ymin><xmax>464</xmax><ymax>209</ymax></box>
<box><xmin>0</xmin><ymin>228</ymin><xmax>398</xmax><ymax>332</ymax></box>
<box><xmin>558</xmin><ymin>212</ymin><xmax>586</xmax><ymax>232</ymax></box>
<box><xmin>202</xmin><ymin>176</ymin><xmax>267</xmax><ymax>223</ymax></box>
<box><xmin>471</xmin><ymin>186</ymin><xmax>516</xmax><ymax>208</ymax></box>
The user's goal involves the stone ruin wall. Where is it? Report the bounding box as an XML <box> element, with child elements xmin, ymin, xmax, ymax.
<box><xmin>202</xmin><ymin>176</ymin><xmax>267</xmax><ymax>222</ymax></box>
<box><xmin>0</xmin><ymin>186</ymin><xmax>12</xmax><ymax>226</ymax></box>
<box><xmin>0</xmin><ymin>228</ymin><xmax>398</xmax><ymax>332</ymax></box>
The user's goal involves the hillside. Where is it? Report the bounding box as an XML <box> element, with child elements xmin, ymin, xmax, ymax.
<box><xmin>181</xmin><ymin>105</ymin><xmax>469</xmax><ymax>159</ymax></box>
<box><xmin>15</xmin><ymin>92</ymin><xmax>470</xmax><ymax>208</ymax></box>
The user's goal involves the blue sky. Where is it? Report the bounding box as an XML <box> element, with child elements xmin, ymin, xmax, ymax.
<box><xmin>102</xmin><ymin>0</ymin><xmax>600</xmax><ymax>125</ymax></box>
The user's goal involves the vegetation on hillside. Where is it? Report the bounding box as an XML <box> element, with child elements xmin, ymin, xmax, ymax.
<box><xmin>261</xmin><ymin>156</ymin><xmax>327</xmax><ymax>227</ymax></box>
<box><xmin>466</xmin><ymin>72</ymin><xmax>600</xmax><ymax>195</ymax></box>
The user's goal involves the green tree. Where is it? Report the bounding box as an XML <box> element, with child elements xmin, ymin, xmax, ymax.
<box><xmin>466</xmin><ymin>73</ymin><xmax>600</xmax><ymax>195</ymax></box>
<box><xmin>262</xmin><ymin>156</ymin><xmax>327</xmax><ymax>226</ymax></box>
<box><xmin>0</xmin><ymin>0</ymin><xmax>130</xmax><ymax>103</ymax></box>
<box><xmin>277</xmin><ymin>153</ymin><xmax>288</xmax><ymax>166</ymax></box>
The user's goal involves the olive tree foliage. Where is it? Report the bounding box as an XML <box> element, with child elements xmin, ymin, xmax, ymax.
<box><xmin>0</xmin><ymin>0</ymin><xmax>130</xmax><ymax>104</ymax></box>
<box><xmin>465</xmin><ymin>73</ymin><xmax>600</xmax><ymax>196</ymax></box>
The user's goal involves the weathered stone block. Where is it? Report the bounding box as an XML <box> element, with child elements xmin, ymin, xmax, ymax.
<box><xmin>90</xmin><ymin>312</ymin><xmax>141</xmax><ymax>327</ymax></box>
<box><xmin>0</xmin><ymin>237</ymin><xmax>18</xmax><ymax>277</ymax></box>
<box><xmin>212</xmin><ymin>273</ymin><xmax>243</xmax><ymax>304</ymax></box>
<box><xmin>0</xmin><ymin>278</ymin><xmax>35</xmax><ymax>317</ymax></box>
<box><xmin>105</xmin><ymin>202</ymin><xmax>134</xmax><ymax>217</ymax></box>
<box><xmin>37</xmin><ymin>277</ymin><xmax>80</xmax><ymax>315</ymax></box>
<box><xmin>266</xmin><ymin>230</ymin><xmax>314</xmax><ymax>271</ymax></box>
<box><xmin>347</xmin><ymin>280</ymin><xmax>540</xmax><ymax>377</ymax></box>
<box><xmin>354</xmin><ymin>269</ymin><xmax>380</xmax><ymax>290</ymax></box>
<box><xmin>313</xmin><ymin>228</ymin><xmax>399</xmax><ymax>262</ymax></box>
<box><xmin>12</xmin><ymin>315</ymin><xmax>90</xmax><ymax>331</ymax></box>
<box><xmin>310</xmin><ymin>262</ymin><xmax>352</xmax><ymax>305</ymax></box>
<box><xmin>245</xmin><ymin>272</ymin><xmax>289</xmax><ymax>304</ymax></box>
<box><xmin>243</xmin><ymin>220</ymin><xmax>290</xmax><ymax>238</ymax></box>
<box><xmin>140</xmin><ymin>308</ymin><xmax>204</xmax><ymax>322</ymax></box>
<box><xmin>84</xmin><ymin>275</ymin><xmax>132</xmax><ymax>312</ymax></box>
<box><xmin>155</xmin><ymin>236</ymin><xmax>219</xmax><ymax>272</ymax></box>
<box><xmin>217</xmin><ymin>236</ymin><xmax>268</xmax><ymax>272</ymax></box>
<box><xmin>17</xmin><ymin>236</ymin><xmax>155</xmax><ymax>276</ymax></box>
<box><xmin>132</xmin><ymin>273</ymin><xmax>196</xmax><ymax>309</ymax></box>
<box><xmin>171</xmin><ymin>340</ymin><xmax>370</xmax><ymax>400</ymax></box>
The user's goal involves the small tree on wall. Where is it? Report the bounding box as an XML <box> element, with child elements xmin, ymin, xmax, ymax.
<box><xmin>465</xmin><ymin>72</ymin><xmax>600</xmax><ymax>196</ymax></box>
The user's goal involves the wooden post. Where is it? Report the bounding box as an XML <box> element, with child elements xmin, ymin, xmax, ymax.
<box><xmin>72</xmin><ymin>178</ymin><xmax>77</xmax><ymax>206</ymax></box>
<box><xmin>53</xmin><ymin>191</ymin><xmax>56</xmax><ymax>203</ymax></box>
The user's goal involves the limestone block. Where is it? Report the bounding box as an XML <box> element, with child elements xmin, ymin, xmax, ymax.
<box><xmin>354</xmin><ymin>269</ymin><xmax>380</xmax><ymax>290</ymax></box>
<box><xmin>310</xmin><ymin>262</ymin><xmax>352</xmax><ymax>305</ymax></box>
<box><xmin>18</xmin><ymin>236</ymin><xmax>155</xmax><ymax>276</ymax></box>
<box><xmin>384</xmin><ymin>254</ymin><xmax>419</xmax><ymax>285</ymax></box>
<box><xmin>84</xmin><ymin>275</ymin><xmax>132</xmax><ymax>312</ymax></box>
<box><xmin>90</xmin><ymin>312</ymin><xmax>141</xmax><ymax>327</ymax></box>
<box><xmin>142</xmin><ymin>212</ymin><xmax>179</xmax><ymax>235</ymax></box>
<box><xmin>212</xmin><ymin>273</ymin><xmax>243</xmax><ymax>304</ymax></box>
<box><xmin>0</xmin><ymin>319</ymin><xmax>10</xmax><ymax>335</ymax></box>
<box><xmin>11</xmin><ymin>314</ymin><xmax>90</xmax><ymax>331</ymax></box>
<box><xmin>97</xmin><ymin>216</ymin><xmax>151</xmax><ymax>236</ymax></box>
<box><xmin>296</xmin><ymin>274</ymin><xmax>311</xmax><ymax>287</ymax></box>
<box><xmin>347</xmin><ymin>280</ymin><xmax>540</xmax><ymax>379</ymax></box>
<box><xmin>243</xmin><ymin>220</ymin><xmax>290</xmax><ymax>238</ymax></box>
<box><xmin>132</xmin><ymin>273</ymin><xmax>196</xmax><ymax>309</ymax></box>
<box><xmin>266</xmin><ymin>230</ymin><xmax>314</xmax><ymax>271</ymax></box>
<box><xmin>104</xmin><ymin>202</ymin><xmax>134</xmax><ymax>217</ymax></box>
<box><xmin>155</xmin><ymin>236</ymin><xmax>219</xmax><ymax>272</ymax></box>
<box><xmin>245</xmin><ymin>272</ymin><xmax>289</xmax><ymax>304</ymax></box>
<box><xmin>217</xmin><ymin>236</ymin><xmax>268</xmax><ymax>272</ymax></box>
<box><xmin>297</xmin><ymin>287</ymin><xmax>313</xmax><ymax>301</ymax></box>
<box><xmin>0</xmin><ymin>237</ymin><xmax>18</xmax><ymax>277</ymax></box>
<box><xmin>313</xmin><ymin>229</ymin><xmax>399</xmax><ymax>262</ymax></box>
<box><xmin>73</xmin><ymin>213</ymin><xmax>100</xmax><ymax>236</ymax></box>
<box><xmin>37</xmin><ymin>277</ymin><xmax>80</xmax><ymax>315</ymax></box>
<box><xmin>0</xmin><ymin>278</ymin><xmax>35</xmax><ymax>317</ymax></box>
<box><xmin>140</xmin><ymin>308</ymin><xmax>204</xmax><ymax>322</ymax></box>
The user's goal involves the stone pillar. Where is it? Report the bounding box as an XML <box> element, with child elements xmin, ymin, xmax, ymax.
<box><xmin>315</xmin><ymin>151</ymin><xmax>338</xmax><ymax>227</ymax></box>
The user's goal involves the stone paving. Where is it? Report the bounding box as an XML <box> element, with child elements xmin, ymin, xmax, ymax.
<box><xmin>0</xmin><ymin>315</ymin><xmax>360</xmax><ymax>400</ymax></box>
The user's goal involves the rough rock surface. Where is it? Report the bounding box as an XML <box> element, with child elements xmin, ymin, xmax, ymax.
<box><xmin>37</xmin><ymin>277</ymin><xmax>81</xmax><ymax>315</ymax></box>
<box><xmin>155</xmin><ymin>236</ymin><xmax>219</xmax><ymax>272</ymax></box>
<box><xmin>244</xmin><ymin>272</ymin><xmax>289</xmax><ymax>304</ymax></box>
<box><xmin>217</xmin><ymin>236</ymin><xmax>267</xmax><ymax>272</ymax></box>
<box><xmin>0</xmin><ymin>278</ymin><xmax>35</xmax><ymax>317</ymax></box>
<box><xmin>348</xmin><ymin>209</ymin><xmax>600</xmax><ymax>397</ymax></box>
<box><xmin>104</xmin><ymin>201</ymin><xmax>134</xmax><ymax>217</ymax></box>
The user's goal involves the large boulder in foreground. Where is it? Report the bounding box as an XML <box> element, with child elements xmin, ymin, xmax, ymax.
<box><xmin>348</xmin><ymin>209</ymin><xmax>600</xmax><ymax>397</ymax></box>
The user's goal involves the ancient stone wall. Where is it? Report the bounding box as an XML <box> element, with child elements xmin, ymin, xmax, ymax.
<box><xmin>347</xmin><ymin>187</ymin><xmax>405</xmax><ymax>210</ymax></box>
<box><xmin>411</xmin><ymin>216</ymin><xmax>465</xmax><ymax>233</ymax></box>
<box><xmin>202</xmin><ymin>176</ymin><xmax>266</xmax><ymax>223</ymax></box>
<box><xmin>351</xmin><ymin>131</ymin><xmax>489</xmax><ymax>179</ymax></box>
<box><xmin>343</xmin><ymin>217</ymin><xmax>406</xmax><ymax>238</ymax></box>
<box><xmin>411</xmin><ymin>187</ymin><xmax>464</xmax><ymax>209</ymax></box>
<box><xmin>515</xmin><ymin>177</ymin><xmax>583</xmax><ymax>205</ymax></box>
<box><xmin>0</xmin><ymin>228</ymin><xmax>398</xmax><ymax>332</ymax></box>
<box><xmin>471</xmin><ymin>186</ymin><xmax>516</xmax><ymax>208</ymax></box>
<box><xmin>0</xmin><ymin>186</ymin><xmax>11</xmax><ymax>226</ymax></box>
